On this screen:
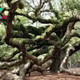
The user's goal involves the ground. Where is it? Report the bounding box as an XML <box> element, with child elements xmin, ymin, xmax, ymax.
<box><xmin>26</xmin><ymin>68</ymin><xmax>80</xmax><ymax>80</ymax></box>
<box><xmin>26</xmin><ymin>73</ymin><xmax>80</xmax><ymax>80</ymax></box>
<box><xmin>0</xmin><ymin>68</ymin><xmax>80</xmax><ymax>80</ymax></box>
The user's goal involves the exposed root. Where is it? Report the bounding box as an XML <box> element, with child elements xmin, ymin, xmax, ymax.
<box><xmin>59</xmin><ymin>44</ymin><xmax>80</xmax><ymax>76</ymax></box>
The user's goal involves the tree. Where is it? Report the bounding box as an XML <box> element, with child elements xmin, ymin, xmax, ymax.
<box><xmin>0</xmin><ymin>0</ymin><xmax>80</xmax><ymax>80</ymax></box>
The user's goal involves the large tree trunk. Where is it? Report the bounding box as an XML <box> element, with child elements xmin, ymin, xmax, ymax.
<box><xmin>50</xmin><ymin>58</ymin><xmax>61</xmax><ymax>72</ymax></box>
<box><xmin>50</xmin><ymin>51</ymin><xmax>67</xmax><ymax>72</ymax></box>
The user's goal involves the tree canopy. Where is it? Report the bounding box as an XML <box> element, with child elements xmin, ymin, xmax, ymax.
<box><xmin>0</xmin><ymin>0</ymin><xmax>80</xmax><ymax>80</ymax></box>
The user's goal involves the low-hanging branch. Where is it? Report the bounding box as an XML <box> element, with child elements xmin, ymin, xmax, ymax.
<box><xmin>60</xmin><ymin>43</ymin><xmax>80</xmax><ymax>76</ymax></box>
<box><xmin>0</xmin><ymin>59</ymin><xmax>22</xmax><ymax>69</ymax></box>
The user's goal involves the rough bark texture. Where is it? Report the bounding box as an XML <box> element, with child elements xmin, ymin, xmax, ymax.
<box><xmin>1</xmin><ymin>0</ymin><xmax>80</xmax><ymax>80</ymax></box>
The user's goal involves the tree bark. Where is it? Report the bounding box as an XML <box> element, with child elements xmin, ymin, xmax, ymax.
<box><xmin>50</xmin><ymin>50</ymin><xmax>67</xmax><ymax>72</ymax></box>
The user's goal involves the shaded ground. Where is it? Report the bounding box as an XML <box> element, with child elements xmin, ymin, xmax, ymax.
<box><xmin>26</xmin><ymin>73</ymin><xmax>80</xmax><ymax>80</ymax></box>
<box><xmin>0</xmin><ymin>68</ymin><xmax>80</xmax><ymax>80</ymax></box>
<box><xmin>26</xmin><ymin>68</ymin><xmax>80</xmax><ymax>80</ymax></box>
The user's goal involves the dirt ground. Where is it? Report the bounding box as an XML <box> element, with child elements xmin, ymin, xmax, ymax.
<box><xmin>26</xmin><ymin>73</ymin><xmax>80</xmax><ymax>80</ymax></box>
<box><xmin>0</xmin><ymin>68</ymin><xmax>80</xmax><ymax>80</ymax></box>
<box><xmin>26</xmin><ymin>68</ymin><xmax>80</xmax><ymax>80</ymax></box>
